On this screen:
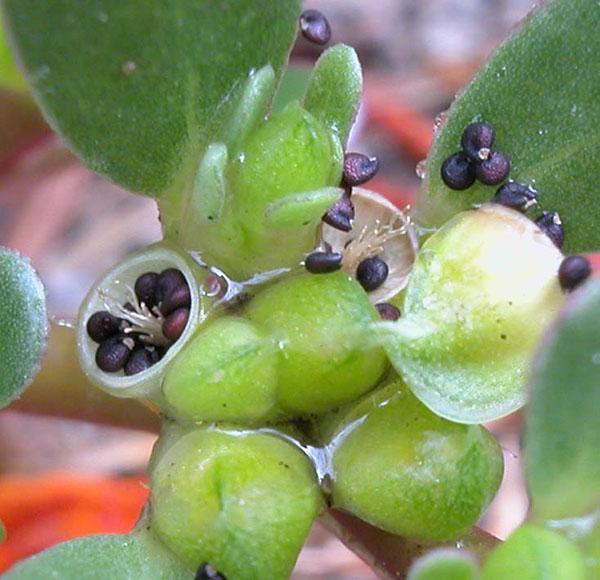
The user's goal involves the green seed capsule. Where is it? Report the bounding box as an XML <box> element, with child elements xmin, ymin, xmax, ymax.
<box><xmin>245</xmin><ymin>272</ymin><xmax>387</xmax><ymax>416</ymax></box>
<box><xmin>327</xmin><ymin>376</ymin><xmax>503</xmax><ymax>542</ymax></box>
<box><xmin>150</xmin><ymin>428</ymin><xmax>322</xmax><ymax>580</ymax></box>
<box><xmin>378</xmin><ymin>204</ymin><xmax>564</xmax><ymax>423</ymax></box>
<box><xmin>163</xmin><ymin>317</ymin><xmax>279</xmax><ymax>424</ymax></box>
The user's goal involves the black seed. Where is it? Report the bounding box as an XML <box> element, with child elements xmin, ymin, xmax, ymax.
<box><xmin>95</xmin><ymin>335</ymin><xmax>134</xmax><ymax>373</ymax></box>
<box><xmin>535</xmin><ymin>211</ymin><xmax>564</xmax><ymax>248</ymax></box>
<box><xmin>356</xmin><ymin>256</ymin><xmax>389</xmax><ymax>292</ymax></box>
<box><xmin>440</xmin><ymin>152</ymin><xmax>476</xmax><ymax>190</ymax></box>
<box><xmin>86</xmin><ymin>310</ymin><xmax>121</xmax><ymax>343</ymax></box>
<box><xmin>492</xmin><ymin>181</ymin><xmax>538</xmax><ymax>212</ymax></box>
<box><xmin>162</xmin><ymin>307</ymin><xmax>190</xmax><ymax>341</ymax></box>
<box><xmin>156</xmin><ymin>268</ymin><xmax>187</xmax><ymax>306</ymax></box>
<box><xmin>299</xmin><ymin>9</ymin><xmax>331</xmax><ymax>45</ymax></box>
<box><xmin>305</xmin><ymin>251</ymin><xmax>343</xmax><ymax>274</ymax></box>
<box><xmin>160</xmin><ymin>283</ymin><xmax>191</xmax><ymax>316</ymax></box>
<box><xmin>461</xmin><ymin>122</ymin><xmax>495</xmax><ymax>162</ymax></box>
<box><xmin>376</xmin><ymin>302</ymin><xmax>401</xmax><ymax>321</ymax></box>
<box><xmin>342</xmin><ymin>153</ymin><xmax>379</xmax><ymax>187</ymax></box>
<box><xmin>124</xmin><ymin>348</ymin><xmax>156</xmax><ymax>376</ymax></box>
<box><xmin>322</xmin><ymin>193</ymin><xmax>354</xmax><ymax>232</ymax></box>
<box><xmin>558</xmin><ymin>255</ymin><xmax>591</xmax><ymax>291</ymax></box>
<box><xmin>134</xmin><ymin>272</ymin><xmax>159</xmax><ymax>309</ymax></box>
<box><xmin>474</xmin><ymin>150</ymin><xmax>510</xmax><ymax>185</ymax></box>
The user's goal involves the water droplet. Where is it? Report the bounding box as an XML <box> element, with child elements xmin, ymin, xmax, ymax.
<box><xmin>237</xmin><ymin>153</ymin><xmax>246</xmax><ymax>163</ymax></box>
<box><xmin>97</xmin><ymin>11</ymin><xmax>108</xmax><ymax>23</ymax></box>
<box><xmin>415</xmin><ymin>159</ymin><xmax>427</xmax><ymax>180</ymax></box>
<box><xmin>592</xmin><ymin>352</ymin><xmax>600</xmax><ymax>365</ymax></box>
<box><xmin>433</xmin><ymin>110</ymin><xmax>448</xmax><ymax>133</ymax></box>
<box><xmin>570</xmin><ymin>104</ymin><xmax>579</xmax><ymax>116</ymax></box>
<box><xmin>121</xmin><ymin>61</ymin><xmax>137</xmax><ymax>76</ymax></box>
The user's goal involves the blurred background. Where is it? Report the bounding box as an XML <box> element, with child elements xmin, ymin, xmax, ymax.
<box><xmin>0</xmin><ymin>0</ymin><xmax>535</xmax><ymax>576</ymax></box>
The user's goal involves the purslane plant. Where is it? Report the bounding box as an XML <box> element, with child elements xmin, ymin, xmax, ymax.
<box><xmin>0</xmin><ymin>0</ymin><xmax>599</xmax><ymax>578</ymax></box>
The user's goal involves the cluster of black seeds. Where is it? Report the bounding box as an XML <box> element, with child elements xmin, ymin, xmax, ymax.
<box><xmin>87</xmin><ymin>268</ymin><xmax>191</xmax><ymax>375</ymax></box>
<box><xmin>441</xmin><ymin>122</ymin><xmax>510</xmax><ymax>190</ymax></box>
<box><xmin>442</xmin><ymin>121</ymin><xmax>567</xmax><ymax>249</ymax></box>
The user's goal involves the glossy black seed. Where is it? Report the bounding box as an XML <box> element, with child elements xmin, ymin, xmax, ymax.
<box><xmin>160</xmin><ymin>283</ymin><xmax>191</xmax><ymax>316</ymax></box>
<box><xmin>134</xmin><ymin>272</ymin><xmax>159</xmax><ymax>309</ymax></box>
<box><xmin>305</xmin><ymin>251</ymin><xmax>343</xmax><ymax>274</ymax></box>
<box><xmin>95</xmin><ymin>335</ymin><xmax>134</xmax><ymax>373</ymax></box>
<box><xmin>376</xmin><ymin>302</ymin><xmax>401</xmax><ymax>321</ymax></box>
<box><xmin>535</xmin><ymin>211</ymin><xmax>565</xmax><ymax>248</ymax></box>
<box><xmin>356</xmin><ymin>256</ymin><xmax>389</xmax><ymax>292</ymax></box>
<box><xmin>196</xmin><ymin>563</ymin><xmax>227</xmax><ymax>580</ymax></box>
<box><xmin>86</xmin><ymin>310</ymin><xmax>121</xmax><ymax>343</ymax></box>
<box><xmin>558</xmin><ymin>255</ymin><xmax>591</xmax><ymax>291</ymax></box>
<box><xmin>342</xmin><ymin>153</ymin><xmax>379</xmax><ymax>187</ymax></box>
<box><xmin>461</xmin><ymin>122</ymin><xmax>495</xmax><ymax>162</ymax></box>
<box><xmin>322</xmin><ymin>192</ymin><xmax>354</xmax><ymax>232</ymax></box>
<box><xmin>162</xmin><ymin>307</ymin><xmax>190</xmax><ymax>341</ymax></box>
<box><xmin>474</xmin><ymin>150</ymin><xmax>510</xmax><ymax>185</ymax></box>
<box><xmin>299</xmin><ymin>9</ymin><xmax>331</xmax><ymax>45</ymax></box>
<box><xmin>492</xmin><ymin>181</ymin><xmax>538</xmax><ymax>212</ymax></box>
<box><xmin>124</xmin><ymin>348</ymin><xmax>155</xmax><ymax>376</ymax></box>
<box><xmin>156</xmin><ymin>268</ymin><xmax>187</xmax><ymax>305</ymax></box>
<box><xmin>440</xmin><ymin>152</ymin><xmax>476</xmax><ymax>190</ymax></box>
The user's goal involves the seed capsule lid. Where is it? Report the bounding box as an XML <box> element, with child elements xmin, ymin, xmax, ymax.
<box><xmin>76</xmin><ymin>242</ymin><xmax>209</xmax><ymax>402</ymax></box>
<box><xmin>319</xmin><ymin>188</ymin><xmax>419</xmax><ymax>303</ymax></box>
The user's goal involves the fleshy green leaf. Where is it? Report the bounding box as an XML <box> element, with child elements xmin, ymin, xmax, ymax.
<box><xmin>1</xmin><ymin>0</ymin><xmax>301</xmax><ymax>197</ymax></box>
<box><xmin>303</xmin><ymin>44</ymin><xmax>362</xmax><ymax>145</ymax></box>
<box><xmin>272</xmin><ymin>66</ymin><xmax>311</xmax><ymax>113</ymax></box>
<box><xmin>0</xmin><ymin>247</ymin><xmax>47</xmax><ymax>408</ymax></box>
<box><xmin>0</xmin><ymin>19</ymin><xmax>25</xmax><ymax>90</ymax></box>
<box><xmin>3</xmin><ymin>530</ymin><xmax>193</xmax><ymax>579</ymax></box>
<box><xmin>524</xmin><ymin>279</ymin><xmax>600</xmax><ymax>521</ymax></box>
<box><xmin>416</xmin><ymin>0</ymin><xmax>600</xmax><ymax>253</ymax></box>
<box><xmin>264</xmin><ymin>186</ymin><xmax>342</xmax><ymax>228</ymax></box>
<box><xmin>407</xmin><ymin>549</ymin><xmax>479</xmax><ymax>580</ymax></box>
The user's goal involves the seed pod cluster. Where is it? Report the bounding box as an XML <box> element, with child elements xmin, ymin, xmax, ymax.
<box><xmin>86</xmin><ymin>268</ymin><xmax>191</xmax><ymax>376</ymax></box>
<box><xmin>441</xmin><ymin>122</ymin><xmax>510</xmax><ymax>189</ymax></box>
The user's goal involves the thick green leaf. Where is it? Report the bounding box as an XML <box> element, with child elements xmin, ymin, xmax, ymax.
<box><xmin>1</xmin><ymin>0</ymin><xmax>301</xmax><ymax>197</ymax></box>
<box><xmin>416</xmin><ymin>0</ymin><xmax>600</xmax><ymax>253</ymax></box>
<box><xmin>0</xmin><ymin>247</ymin><xmax>47</xmax><ymax>408</ymax></box>
<box><xmin>0</xmin><ymin>19</ymin><xmax>25</xmax><ymax>90</ymax></box>
<box><xmin>524</xmin><ymin>279</ymin><xmax>600</xmax><ymax>521</ymax></box>
<box><xmin>4</xmin><ymin>530</ymin><xmax>193</xmax><ymax>579</ymax></box>
<box><xmin>272</xmin><ymin>66</ymin><xmax>311</xmax><ymax>113</ymax></box>
<box><xmin>407</xmin><ymin>549</ymin><xmax>478</xmax><ymax>580</ymax></box>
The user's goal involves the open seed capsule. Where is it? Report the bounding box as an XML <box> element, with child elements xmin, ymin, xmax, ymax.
<box><xmin>76</xmin><ymin>242</ymin><xmax>210</xmax><ymax>402</ymax></box>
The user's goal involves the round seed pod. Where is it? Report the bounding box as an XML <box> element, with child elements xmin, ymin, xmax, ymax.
<box><xmin>305</xmin><ymin>250</ymin><xmax>343</xmax><ymax>274</ymax></box>
<box><xmin>326</xmin><ymin>377</ymin><xmax>503</xmax><ymax>541</ymax></box>
<box><xmin>299</xmin><ymin>9</ymin><xmax>331</xmax><ymax>45</ymax></box>
<box><xmin>95</xmin><ymin>335</ymin><xmax>133</xmax><ymax>373</ymax></box>
<box><xmin>86</xmin><ymin>310</ymin><xmax>122</xmax><ymax>343</ymax></box>
<box><xmin>356</xmin><ymin>256</ymin><xmax>389</xmax><ymax>292</ymax></box>
<box><xmin>474</xmin><ymin>150</ymin><xmax>510</xmax><ymax>185</ymax></box>
<box><xmin>159</xmin><ymin>282</ymin><xmax>191</xmax><ymax>316</ymax></box>
<box><xmin>124</xmin><ymin>347</ymin><xmax>156</xmax><ymax>376</ymax></box>
<box><xmin>76</xmin><ymin>242</ymin><xmax>211</xmax><ymax>402</ymax></box>
<box><xmin>441</xmin><ymin>152</ymin><xmax>476</xmax><ymax>190</ymax></box>
<box><xmin>134</xmin><ymin>272</ymin><xmax>159</xmax><ymax>309</ymax></box>
<box><xmin>162</xmin><ymin>307</ymin><xmax>190</xmax><ymax>341</ymax></box>
<box><xmin>558</xmin><ymin>255</ymin><xmax>591</xmax><ymax>291</ymax></box>
<box><xmin>461</xmin><ymin>122</ymin><xmax>495</xmax><ymax>162</ymax></box>
<box><xmin>492</xmin><ymin>181</ymin><xmax>538</xmax><ymax>212</ymax></box>
<box><xmin>342</xmin><ymin>153</ymin><xmax>379</xmax><ymax>187</ymax></box>
<box><xmin>150</xmin><ymin>428</ymin><xmax>322</xmax><ymax>578</ymax></box>
<box><xmin>535</xmin><ymin>211</ymin><xmax>565</xmax><ymax>248</ymax></box>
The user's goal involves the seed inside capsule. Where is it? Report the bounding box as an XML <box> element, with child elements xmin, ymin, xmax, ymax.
<box><xmin>196</xmin><ymin>563</ymin><xmax>227</xmax><ymax>580</ymax></box>
<box><xmin>440</xmin><ymin>152</ymin><xmax>476</xmax><ymax>190</ymax></box>
<box><xmin>474</xmin><ymin>150</ymin><xmax>510</xmax><ymax>185</ymax></box>
<box><xmin>322</xmin><ymin>192</ymin><xmax>354</xmax><ymax>232</ymax></box>
<box><xmin>134</xmin><ymin>272</ymin><xmax>159</xmax><ymax>309</ymax></box>
<box><xmin>156</xmin><ymin>268</ymin><xmax>187</xmax><ymax>306</ymax></box>
<box><xmin>535</xmin><ymin>211</ymin><xmax>564</xmax><ymax>248</ymax></box>
<box><xmin>356</xmin><ymin>256</ymin><xmax>389</xmax><ymax>292</ymax></box>
<box><xmin>461</xmin><ymin>122</ymin><xmax>495</xmax><ymax>162</ymax></box>
<box><xmin>124</xmin><ymin>347</ymin><xmax>156</xmax><ymax>376</ymax></box>
<box><xmin>95</xmin><ymin>335</ymin><xmax>135</xmax><ymax>373</ymax></box>
<box><xmin>299</xmin><ymin>9</ymin><xmax>331</xmax><ymax>45</ymax></box>
<box><xmin>305</xmin><ymin>250</ymin><xmax>343</xmax><ymax>274</ymax></box>
<box><xmin>376</xmin><ymin>302</ymin><xmax>401</xmax><ymax>321</ymax></box>
<box><xmin>558</xmin><ymin>255</ymin><xmax>591</xmax><ymax>291</ymax></box>
<box><xmin>492</xmin><ymin>181</ymin><xmax>537</xmax><ymax>212</ymax></box>
<box><xmin>160</xmin><ymin>282</ymin><xmax>191</xmax><ymax>316</ymax></box>
<box><xmin>86</xmin><ymin>310</ymin><xmax>122</xmax><ymax>343</ymax></box>
<box><xmin>342</xmin><ymin>153</ymin><xmax>379</xmax><ymax>187</ymax></box>
<box><xmin>162</xmin><ymin>307</ymin><xmax>190</xmax><ymax>341</ymax></box>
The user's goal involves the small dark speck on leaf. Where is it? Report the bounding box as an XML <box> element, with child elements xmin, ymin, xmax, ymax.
<box><xmin>501</xmin><ymin>334</ymin><xmax>507</xmax><ymax>340</ymax></box>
